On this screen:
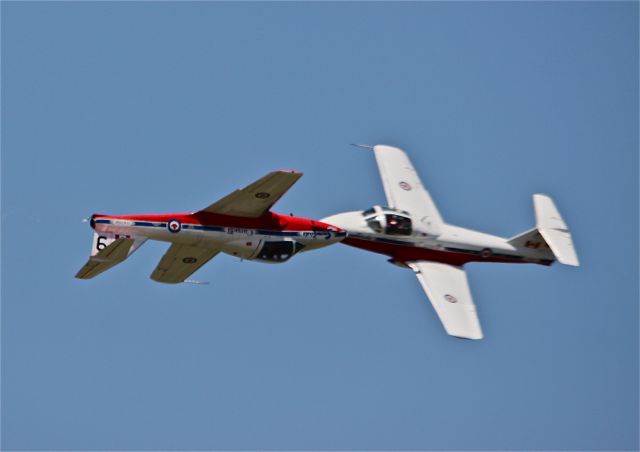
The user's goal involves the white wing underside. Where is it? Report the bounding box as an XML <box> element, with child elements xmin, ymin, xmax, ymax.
<box><xmin>373</xmin><ymin>145</ymin><xmax>444</xmax><ymax>235</ymax></box>
<box><xmin>408</xmin><ymin>261</ymin><xmax>483</xmax><ymax>340</ymax></box>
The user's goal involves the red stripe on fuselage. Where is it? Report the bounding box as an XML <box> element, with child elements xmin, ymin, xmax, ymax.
<box><xmin>93</xmin><ymin>211</ymin><xmax>341</xmax><ymax>232</ymax></box>
<box><xmin>343</xmin><ymin>236</ymin><xmax>544</xmax><ymax>266</ymax></box>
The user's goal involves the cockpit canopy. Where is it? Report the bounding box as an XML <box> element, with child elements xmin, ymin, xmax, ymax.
<box><xmin>362</xmin><ymin>206</ymin><xmax>412</xmax><ymax>236</ymax></box>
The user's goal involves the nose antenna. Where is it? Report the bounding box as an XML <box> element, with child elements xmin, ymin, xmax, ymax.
<box><xmin>81</xmin><ymin>217</ymin><xmax>89</xmax><ymax>223</ymax></box>
<box><xmin>351</xmin><ymin>143</ymin><xmax>374</xmax><ymax>150</ymax></box>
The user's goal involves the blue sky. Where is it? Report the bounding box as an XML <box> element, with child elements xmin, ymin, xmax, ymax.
<box><xmin>2</xmin><ymin>2</ymin><xmax>638</xmax><ymax>450</ymax></box>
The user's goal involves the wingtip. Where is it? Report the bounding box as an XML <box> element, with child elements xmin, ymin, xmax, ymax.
<box><xmin>558</xmin><ymin>258</ymin><xmax>580</xmax><ymax>267</ymax></box>
<box><xmin>275</xmin><ymin>169</ymin><xmax>303</xmax><ymax>175</ymax></box>
<box><xmin>452</xmin><ymin>333</ymin><xmax>484</xmax><ymax>341</ymax></box>
<box><xmin>447</xmin><ymin>328</ymin><xmax>484</xmax><ymax>340</ymax></box>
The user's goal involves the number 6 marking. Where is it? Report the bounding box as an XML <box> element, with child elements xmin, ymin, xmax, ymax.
<box><xmin>97</xmin><ymin>236</ymin><xmax>108</xmax><ymax>251</ymax></box>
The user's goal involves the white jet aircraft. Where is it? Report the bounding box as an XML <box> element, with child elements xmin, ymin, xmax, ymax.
<box><xmin>322</xmin><ymin>145</ymin><xmax>579</xmax><ymax>340</ymax></box>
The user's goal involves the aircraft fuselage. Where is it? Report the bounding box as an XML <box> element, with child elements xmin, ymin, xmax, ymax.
<box><xmin>322</xmin><ymin>208</ymin><xmax>554</xmax><ymax>267</ymax></box>
<box><xmin>90</xmin><ymin>211</ymin><xmax>344</xmax><ymax>263</ymax></box>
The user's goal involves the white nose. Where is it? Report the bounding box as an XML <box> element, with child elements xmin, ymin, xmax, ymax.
<box><xmin>320</xmin><ymin>212</ymin><xmax>363</xmax><ymax>232</ymax></box>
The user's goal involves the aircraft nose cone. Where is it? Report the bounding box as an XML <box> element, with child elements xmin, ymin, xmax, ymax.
<box><xmin>321</xmin><ymin>214</ymin><xmax>343</xmax><ymax>228</ymax></box>
<box><xmin>320</xmin><ymin>212</ymin><xmax>362</xmax><ymax>232</ymax></box>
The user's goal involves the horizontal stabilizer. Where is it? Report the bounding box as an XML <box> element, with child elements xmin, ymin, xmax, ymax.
<box><xmin>507</xmin><ymin>228</ymin><xmax>549</xmax><ymax>249</ymax></box>
<box><xmin>533</xmin><ymin>194</ymin><xmax>579</xmax><ymax>266</ymax></box>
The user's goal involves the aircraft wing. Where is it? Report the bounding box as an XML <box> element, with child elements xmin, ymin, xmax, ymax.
<box><xmin>76</xmin><ymin>237</ymin><xmax>135</xmax><ymax>279</ymax></box>
<box><xmin>373</xmin><ymin>145</ymin><xmax>444</xmax><ymax>235</ymax></box>
<box><xmin>407</xmin><ymin>261</ymin><xmax>483</xmax><ymax>340</ymax></box>
<box><xmin>201</xmin><ymin>170</ymin><xmax>303</xmax><ymax>217</ymax></box>
<box><xmin>151</xmin><ymin>243</ymin><xmax>220</xmax><ymax>284</ymax></box>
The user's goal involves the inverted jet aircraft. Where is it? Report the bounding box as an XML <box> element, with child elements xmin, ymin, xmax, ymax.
<box><xmin>77</xmin><ymin>170</ymin><xmax>345</xmax><ymax>283</ymax></box>
<box><xmin>322</xmin><ymin>145</ymin><xmax>579</xmax><ymax>340</ymax></box>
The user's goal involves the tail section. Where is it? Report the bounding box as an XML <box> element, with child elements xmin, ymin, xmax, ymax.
<box><xmin>508</xmin><ymin>228</ymin><xmax>551</xmax><ymax>251</ymax></box>
<box><xmin>508</xmin><ymin>194</ymin><xmax>579</xmax><ymax>267</ymax></box>
<box><xmin>76</xmin><ymin>232</ymin><xmax>147</xmax><ymax>279</ymax></box>
<box><xmin>533</xmin><ymin>194</ymin><xmax>579</xmax><ymax>266</ymax></box>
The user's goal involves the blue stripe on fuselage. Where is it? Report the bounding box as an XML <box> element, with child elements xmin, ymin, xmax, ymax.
<box><xmin>93</xmin><ymin>219</ymin><xmax>345</xmax><ymax>238</ymax></box>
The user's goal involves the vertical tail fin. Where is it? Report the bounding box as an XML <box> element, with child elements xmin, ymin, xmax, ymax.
<box><xmin>533</xmin><ymin>194</ymin><xmax>580</xmax><ymax>266</ymax></box>
<box><xmin>75</xmin><ymin>232</ymin><xmax>147</xmax><ymax>279</ymax></box>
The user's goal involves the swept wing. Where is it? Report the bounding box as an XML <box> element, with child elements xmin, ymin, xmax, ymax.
<box><xmin>407</xmin><ymin>261</ymin><xmax>483</xmax><ymax>340</ymax></box>
<box><xmin>201</xmin><ymin>170</ymin><xmax>302</xmax><ymax>217</ymax></box>
<box><xmin>151</xmin><ymin>243</ymin><xmax>220</xmax><ymax>284</ymax></box>
<box><xmin>373</xmin><ymin>145</ymin><xmax>444</xmax><ymax>235</ymax></box>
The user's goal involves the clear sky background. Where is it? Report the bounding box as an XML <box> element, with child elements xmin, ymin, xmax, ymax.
<box><xmin>2</xmin><ymin>2</ymin><xmax>638</xmax><ymax>450</ymax></box>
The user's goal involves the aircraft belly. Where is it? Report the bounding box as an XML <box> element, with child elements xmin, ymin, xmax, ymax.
<box><xmin>343</xmin><ymin>236</ymin><xmax>538</xmax><ymax>266</ymax></box>
<box><xmin>296</xmin><ymin>235</ymin><xmax>343</xmax><ymax>250</ymax></box>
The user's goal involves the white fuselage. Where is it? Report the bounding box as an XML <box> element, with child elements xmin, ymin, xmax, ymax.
<box><xmin>322</xmin><ymin>206</ymin><xmax>555</xmax><ymax>266</ymax></box>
